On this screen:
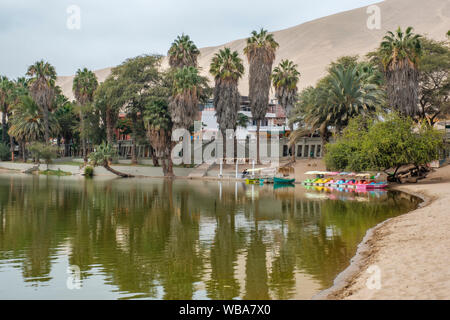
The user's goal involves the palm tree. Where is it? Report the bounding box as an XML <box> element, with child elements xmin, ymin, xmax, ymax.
<box><xmin>380</xmin><ymin>27</ymin><xmax>422</xmax><ymax>116</ymax></box>
<box><xmin>236</xmin><ymin>113</ymin><xmax>249</xmax><ymax>129</ymax></box>
<box><xmin>0</xmin><ymin>76</ymin><xmax>14</xmax><ymax>144</ymax></box>
<box><xmin>168</xmin><ymin>34</ymin><xmax>200</xmax><ymax>68</ymax></box>
<box><xmin>8</xmin><ymin>96</ymin><xmax>60</xmax><ymax>161</ymax></box>
<box><xmin>272</xmin><ymin>60</ymin><xmax>300</xmax><ymax>115</ymax></box>
<box><xmin>290</xmin><ymin>65</ymin><xmax>383</xmax><ymax>149</ymax></box>
<box><xmin>210</xmin><ymin>48</ymin><xmax>244</xmax><ymax>159</ymax></box>
<box><xmin>326</xmin><ymin>65</ymin><xmax>383</xmax><ymax>130</ymax></box>
<box><xmin>26</xmin><ymin>60</ymin><xmax>57</xmax><ymax>144</ymax></box>
<box><xmin>244</xmin><ymin>28</ymin><xmax>279</xmax><ymax>163</ymax></box>
<box><xmin>10</xmin><ymin>77</ymin><xmax>30</xmax><ymax>159</ymax></box>
<box><xmin>145</xmin><ymin>99</ymin><xmax>174</xmax><ymax>177</ymax></box>
<box><xmin>54</xmin><ymin>98</ymin><xmax>77</xmax><ymax>157</ymax></box>
<box><xmin>168</xmin><ymin>66</ymin><xmax>209</xmax><ymax>166</ymax></box>
<box><xmin>272</xmin><ymin>59</ymin><xmax>300</xmax><ymax>162</ymax></box>
<box><xmin>169</xmin><ymin>66</ymin><xmax>208</xmax><ymax>130</ymax></box>
<box><xmin>72</xmin><ymin>68</ymin><xmax>98</xmax><ymax>163</ymax></box>
<box><xmin>89</xmin><ymin>142</ymin><xmax>133</xmax><ymax>177</ymax></box>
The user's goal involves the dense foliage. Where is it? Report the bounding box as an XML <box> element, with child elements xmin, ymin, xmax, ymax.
<box><xmin>325</xmin><ymin>113</ymin><xmax>444</xmax><ymax>175</ymax></box>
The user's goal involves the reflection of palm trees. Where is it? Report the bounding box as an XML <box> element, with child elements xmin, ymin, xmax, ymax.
<box><xmin>161</xmin><ymin>188</ymin><xmax>203</xmax><ymax>300</ymax></box>
<box><xmin>0</xmin><ymin>176</ymin><xmax>66</xmax><ymax>282</ymax></box>
<box><xmin>0</xmin><ymin>176</ymin><xmax>421</xmax><ymax>299</ymax></box>
<box><xmin>244</xmin><ymin>229</ymin><xmax>270</xmax><ymax>300</ymax></box>
<box><xmin>206</xmin><ymin>196</ymin><xmax>243</xmax><ymax>300</ymax></box>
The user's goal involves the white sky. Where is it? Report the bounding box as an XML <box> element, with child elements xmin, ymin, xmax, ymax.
<box><xmin>0</xmin><ymin>0</ymin><xmax>381</xmax><ymax>78</ymax></box>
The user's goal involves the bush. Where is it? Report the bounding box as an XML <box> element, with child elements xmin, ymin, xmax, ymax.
<box><xmin>84</xmin><ymin>166</ymin><xmax>94</xmax><ymax>177</ymax></box>
<box><xmin>28</xmin><ymin>142</ymin><xmax>58</xmax><ymax>169</ymax></box>
<box><xmin>0</xmin><ymin>143</ymin><xmax>10</xmax><ymax>161</ymax></box>
<box><xmin>39</xmin><ymin>169</ymin><xmax>72</xmax><ymax>176</ymax></box>
<box><xmin>325</xmin><ymin>113</ymin><xmax>444</xmax><ymax>174</ymax></box>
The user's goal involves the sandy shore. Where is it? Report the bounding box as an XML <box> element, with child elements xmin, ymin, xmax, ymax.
<box><xmin>315</xmin><ymin>164</ymin><xmax>450</xmax><ymax>300</ymax></box>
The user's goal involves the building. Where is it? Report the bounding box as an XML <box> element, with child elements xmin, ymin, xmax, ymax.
<box><xmin>198</xmin><ymin>96</ymin><xmax>324</xmax><ymax>159</ymax></box>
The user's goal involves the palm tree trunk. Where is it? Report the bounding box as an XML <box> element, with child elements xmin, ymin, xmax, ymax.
<box><xmin>104</xmin><ymin>163</ymin><xmax>134</xmax><ymax>178</ymax></box>
<box><xmin>167</xmin><ymin>157</ymin><xmax>174</xmax><ymax>177</ymax></box>
<box><xmin>150</xmin><ymin>147</ymin><xmax>159</xmax><ymax>166</ymax></box>
<box><xmin>1</xmin><ymin>107</ymin><xmax>6</xmax><ymax>143</ymax></box>
<box><xmin>64</xmin><ymin>137</ymin><xmax>70</xmax><ymax>157</ymax></box>
<box><xmin>21</xmin><ymin>142</ymin><xmax>26</xmax><ymax>162</ymax></box>
<box><xmin>9</xmin><ymin>135</ymin><xmax>14</xmax><ymax>162</ymax></box>
<box><xmin>79</xmin><ymin>110</ymin><xmax>88</xmax><ymax>163</ymax></box>
<box><xmin>256</xmin><ymin>120</ymin><xmax>261</xmax><ymax>164</ymax></box>
<box><xmin>43</xmin><ymin>104</ymin><xmax>50</xmax><ymax>144</ymax></box>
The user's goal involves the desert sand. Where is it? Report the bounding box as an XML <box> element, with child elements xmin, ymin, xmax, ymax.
<box><xmin>315</xmin><ymin>164</ymin><xmax>450</xmax><ymax>300</ymax></box>
<box><xmin>57</xmin><ymin>0</ymin><xmax>450</xmax><ymax>101</ymax></box>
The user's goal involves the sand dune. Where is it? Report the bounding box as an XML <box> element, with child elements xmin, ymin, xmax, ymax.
<box><xmin>57</xmin><ymin>0</ymin><xmax>450</xmax><ymax>101</ymax></box>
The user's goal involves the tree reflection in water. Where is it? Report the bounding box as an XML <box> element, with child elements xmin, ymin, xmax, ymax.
<box><xmin>0</xmin><ymin>175</ymin><xmax>420</xmax><ymax>299</ymax></box>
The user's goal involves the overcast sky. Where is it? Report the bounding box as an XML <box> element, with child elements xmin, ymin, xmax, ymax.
<box><xmin>0</xmin><ymin>0</ymin><xmax>381</xmax><ymax>78</ymax></box>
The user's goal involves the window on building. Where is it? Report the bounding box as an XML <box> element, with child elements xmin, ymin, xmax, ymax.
<box><xmin>297</xmin><ymin>145</ymin><xmax>302</xmax><ymax>157</ymax></box>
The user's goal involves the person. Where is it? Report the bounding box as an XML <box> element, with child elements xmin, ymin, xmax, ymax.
<box><xmin>242</xmin><ymin>169</ymin><xmax>249</xmax><ymax>178</ymax></box>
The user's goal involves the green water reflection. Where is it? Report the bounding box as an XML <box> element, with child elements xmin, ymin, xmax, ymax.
<box><xmin>0</xmin><ymin>174</ymin><xmax>420</xmax><ymax>299</ymax></box>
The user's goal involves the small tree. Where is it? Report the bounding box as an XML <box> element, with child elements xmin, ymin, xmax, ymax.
<box><xmin>325</xmin><ymin>113</ymin><xmax>444</xmax><ymax>180</ymax></box>
<box><xmin>89</xmin><ymin>142</ymin><xmax>133</xmax><ymax>178</ymax></box>
<box><xmin>27</xmin><ymin>142</ymin><xmax>58</xmax><ymax>170</ymax></box>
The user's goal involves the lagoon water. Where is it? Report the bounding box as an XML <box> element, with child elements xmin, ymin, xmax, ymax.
<box><xmin>0</xmin><ymin>174</ymin><xmax>420</xmax><ymax>300</ymax></box>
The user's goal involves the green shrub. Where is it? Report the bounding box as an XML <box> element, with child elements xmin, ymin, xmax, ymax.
<box><xmin>39</xmin><ymin>169</ymin><xmax>72</xmax><ymax>176</ymax></box>
<box><xmin>0</xmin><ymin>143</ymin><xmax>10</xmax><ymax>161</ymax></box>
<box><xmin>325</xmin><ymin>113</ymin><xmax>444</xmax><ymax>173</ymax></box>
<box><xmin>28</xmin><ymin>142</ymin><xmax>58</xmax><ymax>169</ymax></box>
<box><xmin>84</xmin><ymin>166</ymin><xmax>94</xmax><ymax>177</ymax></box>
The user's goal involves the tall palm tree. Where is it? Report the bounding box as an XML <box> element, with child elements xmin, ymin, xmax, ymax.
<box><xmin>168</xmin><ymin>66</ymin><xmax>209</xmax><ymax>166</ymax></box>
<box><xmin>169</xmin><ymin>66</ymin><xmax>208</xmax><ymax>130</ymax></box>
<box><xmin>26</xmin><ymin>60</ymin><xmax>57</xmax><ymax>144</ymax></box>
<box><xmin>326</xmin><ymin>65</ymin><xmax>383</xmax><ymax>131</ymax></box>
<box><xmin>290</xmin><ymin>65</ymin><xmax>383</xmax><ymax>149</ymax></box>
<box><xmin>72</xmin><ymin>68</ymin><xmax>98</xmax><ymax>163</ymax></box>
<box><xmin>272</xmin><ymin>59</ymin><xmax>300</xmax><ymax>162</ymax></box>
<box><xmin>272</xmin><ymin>60</ymin><xmax>300</xmax><ymax>115</ymax></box>
<box><xmin>380</xmin><ymin>27</ymin><xmax>422</xmax><ymax>116</ymax></box>
<box><xmin>244</xmin><ymin>28</ymin><xmax>279</xmax><ymax>163</ymax></box>
<box><xmin>168</xmin><ymin>34</ymin><xmax>200</xmax><ymax>68</ymax></box>
<box><xmin>210</xmin><ymin>48</ymin><xmax>244</xmax><ymax>159</ymax></box>
<box><xmin>0</xmin><ymin>76</ymin><xmax>14</xmax><ymax>144</ymax></box>
<box><xmin>54</xmin><ymin>101</ymin><xmax>77</xmax><ymax>157</ymax></box>
<box><xmin>145</xmin><ymin>99</ymin><xmax>174</xmax><ymax>177</ymax></box>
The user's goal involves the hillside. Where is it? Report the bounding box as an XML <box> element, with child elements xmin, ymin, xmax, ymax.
<box><xmin>57</xmin><ymin>0</ymin><xmax>450</xmax><ymax>101</ymax></box>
